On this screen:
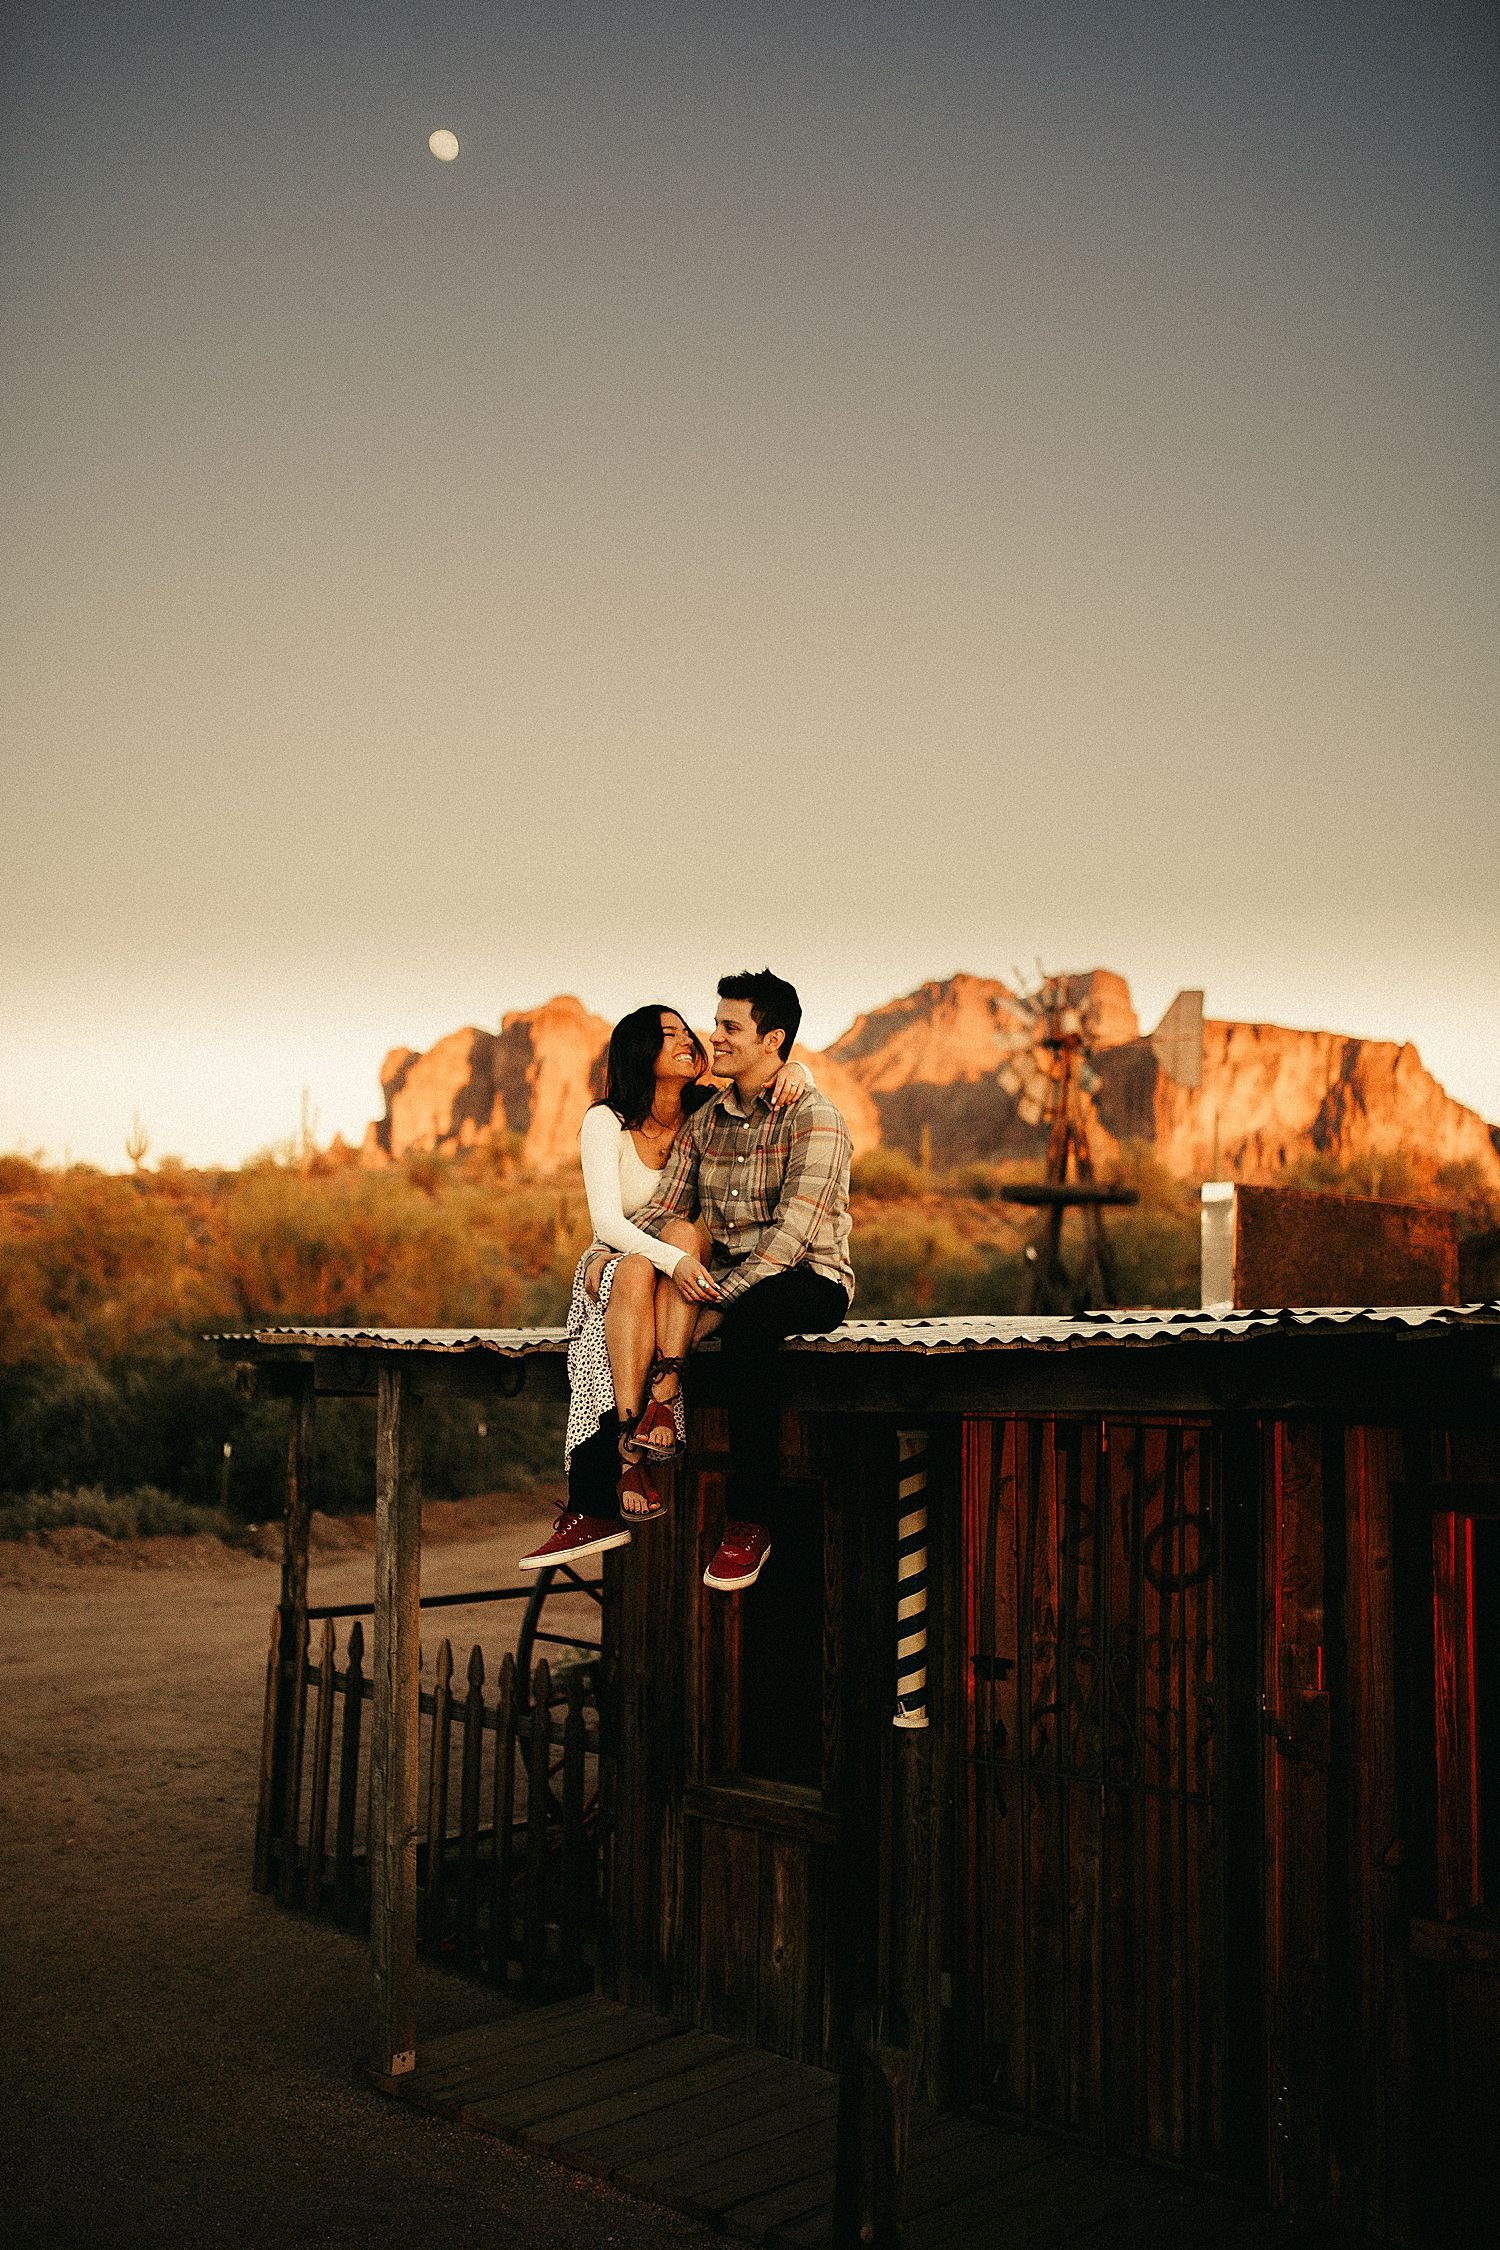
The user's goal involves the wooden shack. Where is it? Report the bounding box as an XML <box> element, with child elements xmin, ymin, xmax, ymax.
<box><xmin>224</xmin><ymin>1306</ymin><xmax>1500</xmax><ymax>2246</ymax></box>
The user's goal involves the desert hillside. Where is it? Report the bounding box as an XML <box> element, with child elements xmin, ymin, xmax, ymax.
<box><xmin>361</xmin><ymin>972</ymin><xmax>1500</xmax><ymax>1196</ymax></box>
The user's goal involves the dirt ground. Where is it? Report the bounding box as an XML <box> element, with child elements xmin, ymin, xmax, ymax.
<box><xmin>1</xmin><ymin>1494</ymin><xmax>721</xmax><ymax>2250</ymax></box>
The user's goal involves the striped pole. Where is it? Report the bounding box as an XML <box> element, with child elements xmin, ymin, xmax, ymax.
<box><xmin>893</xmin><ymin>1427</ymin><xmax>930</xmax><ymax>1730</ymax></box>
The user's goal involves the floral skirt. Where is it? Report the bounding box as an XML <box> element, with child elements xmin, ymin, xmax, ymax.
<box><xmin>563</xmin><ymin>1248</ymin><xmax>687</xmax><ymax>1469</ymax></box>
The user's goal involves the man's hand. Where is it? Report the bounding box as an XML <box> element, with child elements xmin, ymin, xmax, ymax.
<box><xmin>673</xmin><ymin>1256</ymin><xmax>723</xmax><ymax>1306</ymax></box>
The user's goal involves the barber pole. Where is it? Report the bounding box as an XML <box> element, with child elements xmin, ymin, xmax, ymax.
<box><xmin>893</xmin><ymin>1427</ymin><xmax>929</xmax><ymax>1729</ymax></box>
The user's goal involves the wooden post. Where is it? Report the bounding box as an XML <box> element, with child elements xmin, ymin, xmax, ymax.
<box><xmin>423</xmin><ymin>1637</ymin><xmax>454</xmax><ymax>1945</ymax></box>
<box><xmin>333</xmin><ymin>1619</ymin><xmax>365</xmax><ymax>1922</ymax></box>
<box><xmin>490</xmin><ymin>1653</ymin><xmax>518</xmax><ymax>1981</ymax></box>
<box><xmin>456</xmin><ymin>1644</ymin><xmax>486</xmax><ymax>1969</ymax></box>
<box><xmin>254</xmin><ymin>1378</ymin><xmax>315</xmax><ymax>1892</ymax></box>
<box><xmin>370</xmin><ymin>1361</ymin><xmax>422</xmax><ymax>2080</ymax></box>
<box><xmin>251</xmin><ymin>1607</ymin><xmax>283</xmax><ymax>1893</ymax></box>
<box><xmin>281</xmin><ymin>1378</ymin><xmax>315</xmax><ymax>1617</ymax></box>
<box><xmin>303</xmin><ymin>1616</ymin><xmax>338</xmax><ymax>1909</ymax></box>
<box><xmin>524</xmin><ymin>1659</ymin><xmax>553</xmax><ymax>1993</ymax></box>
<box><xmin>832</xmin><ymin>2011</ymin><xmax>910</xmax><ymax>2249</ymax></box>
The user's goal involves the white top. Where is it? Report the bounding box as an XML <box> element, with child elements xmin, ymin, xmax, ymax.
<box><xmin>578</xmin><ymin>1104</ymin><xmax>689</xmax><ymax>1277</ymax></box>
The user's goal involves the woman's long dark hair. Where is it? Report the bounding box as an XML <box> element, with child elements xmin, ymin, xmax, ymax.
<box><xmin>599</xmin><ymin>1005</ymin><xmax>711</xmax><ymax>1130</ymax></box>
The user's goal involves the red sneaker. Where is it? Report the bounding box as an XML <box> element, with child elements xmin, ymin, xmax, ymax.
<box><xmin>703</xmin><ymin>1521</ymin><xmax>772</xmax><ymax>1592</ymax></box>
<box><xmin>519</xmin><ymin>1512</ymin><xmax>632</xmax><ymax>1570</ymax></box>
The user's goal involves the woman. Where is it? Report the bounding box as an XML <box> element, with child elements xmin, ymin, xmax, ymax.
<box><xmin>519</xmin><ymin>1004</ymin><xmax>808</xmax><ymax>1569</ymax></box>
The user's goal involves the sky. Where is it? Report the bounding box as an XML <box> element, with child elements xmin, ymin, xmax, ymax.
<box><xmin>3</xmin><ymin>0</ymin><xmax>1496</xmax><ymax>1168</ymax></box>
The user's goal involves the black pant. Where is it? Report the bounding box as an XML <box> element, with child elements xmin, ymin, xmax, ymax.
<box><xmin>717</xmin><ymin>1266</ymin><xmax>849</xmax><ymax>1543</ymax></box>
<box><xmin>567</xmin><ymin>1408</ymin><xmax>627</xmax><ymax>1522</ymax></box>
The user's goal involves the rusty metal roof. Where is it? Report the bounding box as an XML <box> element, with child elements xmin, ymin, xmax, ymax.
<box><xmin>210</xmin><ymin>1304</ymin><xmax>1500</xmax><ymax>1359</ymax></box>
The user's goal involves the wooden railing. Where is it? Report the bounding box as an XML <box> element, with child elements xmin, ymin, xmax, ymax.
<box><xmin>254</xmin><ymin>1592</ymin><xmax>602</xmax><ymax>1994</ymax></box>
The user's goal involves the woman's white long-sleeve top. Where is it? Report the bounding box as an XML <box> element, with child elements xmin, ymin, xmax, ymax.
<box><xmin>578</xmin><ymin>1104</ymin><xmax>688</xmax><ymax>1277</ymax></box>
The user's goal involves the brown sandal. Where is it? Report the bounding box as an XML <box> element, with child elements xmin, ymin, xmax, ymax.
<box><xmin>623</xmin><ymin>1357</ymin><xmax>686</xmax><ymax>1460</ymax></box>
<box><xmin>617</xmin><ymin>1459</ymin><xmax>666</xmax><ymax>1522</ymax></box>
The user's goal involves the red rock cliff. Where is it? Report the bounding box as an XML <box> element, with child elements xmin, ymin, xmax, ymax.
<box><xmin>363</xmin><ymin>973</ymin><xmax>1500</xmax><ymax>1195</ymax></box>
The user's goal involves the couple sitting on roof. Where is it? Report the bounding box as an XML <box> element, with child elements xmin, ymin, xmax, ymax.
<box><xmin>520</xmin><ymin>969</ymin><xmax>854</xmax><ymax>1594</ymax></box>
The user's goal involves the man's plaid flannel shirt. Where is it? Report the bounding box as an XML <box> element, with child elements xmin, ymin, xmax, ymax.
<box><xmin>631</xmin><ymin>1081</ymin><xmax>854</xmax><ymax>1306</ymax></box>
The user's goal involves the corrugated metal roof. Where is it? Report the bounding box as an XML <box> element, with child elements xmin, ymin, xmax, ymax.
<box><xmin>210</xmin><ymin>1304</ymin><xmax>1500</xmax><ymax>1358</ymax></box>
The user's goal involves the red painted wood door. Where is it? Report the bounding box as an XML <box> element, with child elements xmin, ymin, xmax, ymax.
<box><xmin>962</xmin><ymin>1414</ymin><xmax>1255</xmax><ymax>2179</ymax></box>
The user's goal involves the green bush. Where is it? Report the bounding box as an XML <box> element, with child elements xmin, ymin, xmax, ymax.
<box><xmin>851</xmin><ymin>1148</ymin><xmax>926</xmax><ymax>1201</ymax></box>
<box><xmin>941</xmin><ymin>1162</ymin><xmax>1010</xmax><ymax>1202</ymax></box>
<box><xmin>0</xmin><ymin>1484</ymin><xmax>240</xmax><ymax>1542</ymax></box>
<box><xmin>853</xmin><ymin>1208</ymin><xmax>1031</xmax><ymax>1318</ymax></box>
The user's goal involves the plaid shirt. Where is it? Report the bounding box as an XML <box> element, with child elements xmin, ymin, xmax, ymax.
<box><xmin>632</xmin><ymin>1082</ymin><xmax>854</xmax><ymax>1306</ymax></box>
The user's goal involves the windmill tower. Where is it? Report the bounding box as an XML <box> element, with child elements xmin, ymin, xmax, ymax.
<box><xmin>995</xmin><ymin>977</ymin><xmax>1138</xmax><ymax>1314</ymax></box>
<box><xmin>996</xmin><ymin>980</ymin><xmax>1207</xmax><ymax>1314</ymax></box>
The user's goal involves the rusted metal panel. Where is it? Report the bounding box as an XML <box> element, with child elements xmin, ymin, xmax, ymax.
<box><xmin>1230</xmin><ymin>1185</ymin><xmax>1460</xmax><ymax>1310</ymax></box>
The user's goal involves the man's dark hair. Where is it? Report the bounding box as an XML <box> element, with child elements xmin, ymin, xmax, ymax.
<box><xmin>717</xmin><ymin>969</ymin><xmax>802</xmax><ymax>1063</ymax></box>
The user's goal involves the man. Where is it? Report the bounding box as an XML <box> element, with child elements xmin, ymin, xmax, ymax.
<box><xmin>631</xmin><ymin>968</ymin><xmax>853</xmax><ymax>1591</ymax></box>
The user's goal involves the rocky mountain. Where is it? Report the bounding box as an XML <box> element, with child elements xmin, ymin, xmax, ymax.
<box><xmin>365</xmin><ymin>995</ymin><xmax>613</xmax><ymax>1174</ymax></box>
<box><xmin>362</xmin><ymin>972</ymin><xmax>1500</xmax><ymax>1196</ymax></box>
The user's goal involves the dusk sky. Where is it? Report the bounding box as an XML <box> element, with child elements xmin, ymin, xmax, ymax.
<box><xmin>4</xmin><ymin>1</ymin><xmax>1496</xmax><ymax>1168</ymax></box>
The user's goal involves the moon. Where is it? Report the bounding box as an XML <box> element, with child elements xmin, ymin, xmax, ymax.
<box><xmin>427</xmin><ymin>128</ymin><xmax>460</xmax><ymax>162</ymax></box>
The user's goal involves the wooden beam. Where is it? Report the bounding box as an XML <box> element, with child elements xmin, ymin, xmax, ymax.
<box><xmin>370</xmin><ymin>1362</ymin><xmax>423</xmax><ymax>2080</ymax></box>
<box><xmin>280</xmin><ymin>1379</ymin><xmax>315</xmax><ymax>1617</ymax></box>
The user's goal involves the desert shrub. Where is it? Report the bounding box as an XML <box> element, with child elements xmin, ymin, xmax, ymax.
<box><xmin>942</xmin><ymin>1162</ymin><xmax>1009</xmax><ymax>1202</ymax></box>
<box><xmin>222</xmin><ymin>1166</ymin><xmax>507</xmax><ymax>1328</ymax></box>
<box><xmin>402</xmin><ymin>1149</ymin><xmax>450</xmax><ymax>1198</ymax></box>
<box><xmin>852</xmin><ymin>1211</ymin><xmax>974</xmax><ymax>1314</ymax></box>
<box><xmin>851</xmin><ymin>1148</ymin><xmax>926</xmax><ymax>1202</ymax></box>
<box><xmin>15</xmin><ymin>1170</ymin><xmax>215</xmax><ymax>1363</ymax></box>
<box><xmin>1107</xmin><ymin>1207</ymin><xmax>1201</xmax><ymax>1309</ymax></box>
<box><xmin>0</xmin><ymin>1484</ymin><xmax>240</xmax><ymax>1541</ymax></box>
<box><xmin>1279</xmin><ymin>1150</ymin><xmax>1420</xmax><ymax>1203</ymax></box>
<box><xmin>1434</xmin><ymin>1161</ymin><xmax>1500</xmax><ymax>1238</ymax></box>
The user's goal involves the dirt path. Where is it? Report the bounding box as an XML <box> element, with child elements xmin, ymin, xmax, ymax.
<box><xmin>1</xmin><ymin>1497</ymin><xmax>719</xmax><ymax>2250</ymax></box>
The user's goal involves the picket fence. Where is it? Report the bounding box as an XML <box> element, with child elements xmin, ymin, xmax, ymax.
<box><xmin>253</xmin><ymin>1591</ymin><xmax>602</xmax><ymax>1993</ymax></box>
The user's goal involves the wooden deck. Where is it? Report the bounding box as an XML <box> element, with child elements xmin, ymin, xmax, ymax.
<box><xmin>384</xmin><ymin>1996</ymin><xmax>1300</xmax><ymax>2248</ymax></box>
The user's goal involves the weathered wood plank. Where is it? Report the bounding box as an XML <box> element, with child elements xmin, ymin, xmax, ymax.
<box><xmin>756</xmin><ymin>1831</ymin><xmax>812</xmax><ymax>2058</ymax></box>
<box><xmin>629</xmin><ymin>2082</ymin><xmax>838</xmax><ymax>2194</ymax></box>
<box><xmin>302</xmin><ymin>1615</ymin><xmax>337</xmax><ymax>1907</ymax></box>
<box><xmin>409</xmin><ymin>1995</ymin><xmax>606</xmax><ymax>2075</ymax></box>
<box><xmin>489</xmin><ymin>1652</ymin><xmax>517</xmax><ymax>1979</ymax></box>
<box><xmin>280</xmin><ymin>1379</ymin><xmax>314</xmax><ymax>1616</ymax></box>
<box><xmin>1262</xmin><ymin>1416</ymin><xmax>1329</xmax><ymax>2217</ymax></box>
<box><xmin>1339</xmin><ymin>1424</ymin><xmax>1408</xmax><ymax>2241</ymax></box>
<box><xmin>483</xmin><ymin>2030</ymin><xmax>730</xmax><ymax>2148</ymax></box>
<box><xmin>455</xmin><ymin>1642</ymin><xmax>485</xmax><ymax>1967</ymax></box>
<box><xmin>422</xmin><ymin>1637</ymin><xmax>453</xmax><ymax>1945</ymax></box>
<box><xmin>900</xmin><ymin>2119</ymin><xmax>1050</xmax><ymax>2219</ymax></box>
<box><xmin>560</xmin><ymin>1667</ymin><xmax>588</xmax><ymax>1992</ymax></box>
<box><xmin>333</xmin><ymin>1618</ymin><xmax>365</xmax><ymax>1920</ymax></box>
<box><xmin>546</xmin><ymin>2050</ymin><xmax>792</xmax><ymax>2166</ymax></box>
<box><xmin>277</xmin><ymin>1605</ymin><xmax>310</xmax><ymax>1906</ymax></box>
<box><xmin>722</xmin><ymin>2162</ymin><xmax>837</xmax><ymax>2240</ymax></box>
<box><xmin>369</xmin><ymin>1362</ymin><xmax>422</xmax><ymax>2079</ymax></box>
<box><xmin>696</xmin><ymin>1818</ymin><xmax>761</xmax><ymax>2041</ymax></box>
<box><xmin>460</xmin><ymin>2015</ymin><xmax>685</xmax><ymax>2127</ymax></box>
<box><xmin>903</xmin><ymin>2147</ymin><xmax>1149</xmax><ymax>2250</ymax></box>
<box><xmin>831</xmin><ymin>2021</ymin><xmax>907</xmax><ymax>2250</ymax></box>
<box><xmin>523</xmin><ymin>1658</ymin><xmax>552</xmax><ymax>1992</ymax></box>
<box><xmin>251</xmin><ymin>1606</ymin><xmax>282</xmax><ymax>1894</ymax></box>
<box><xmin>682</xmin><ymin>2114</ymin><xmax>838</xmax><ymax>2217</ymax></box>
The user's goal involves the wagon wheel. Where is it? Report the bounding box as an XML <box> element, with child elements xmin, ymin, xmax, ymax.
<box><xmin>515</xmin><ymin>1562</ymin><xmax>604</xmax><ymax>1699</ymax></box>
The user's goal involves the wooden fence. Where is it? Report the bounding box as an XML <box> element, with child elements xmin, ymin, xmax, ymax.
<box><xmin>253</xmin><ymin>1592</ymin><xmax>602</xmax><ymax>1993</ymax></box>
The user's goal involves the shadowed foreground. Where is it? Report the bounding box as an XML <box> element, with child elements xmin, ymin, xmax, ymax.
<box><xmin>0</xmin><ymin>1505</ymin><xmax>718</xmax><ymax>2250</ymax></box>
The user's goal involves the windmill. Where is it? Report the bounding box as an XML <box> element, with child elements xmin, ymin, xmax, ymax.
<box><xmin>995</xmin><ymin>975</ymin><xmax>1139</xmax><ymax>1314</ymax></box>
